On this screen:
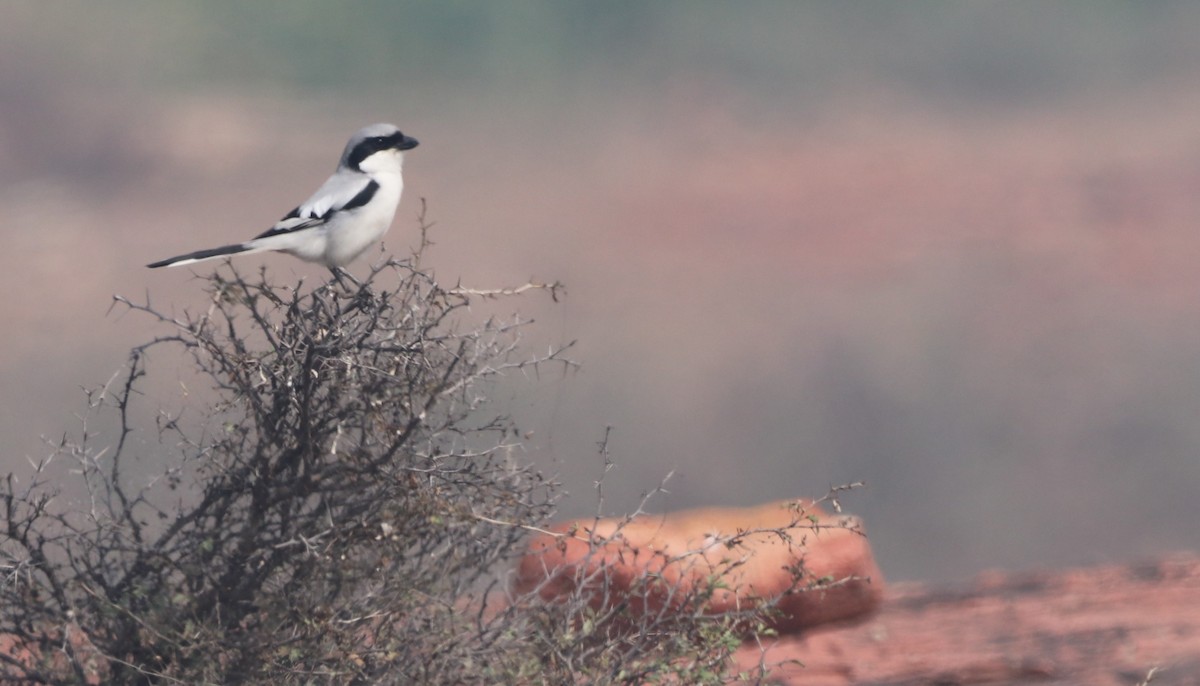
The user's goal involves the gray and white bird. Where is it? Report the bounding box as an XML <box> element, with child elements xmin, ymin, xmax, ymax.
<box><xmin>148</xmin><ymin>123</ymin><xmax>418</xmax><ymax>269</ymax></box>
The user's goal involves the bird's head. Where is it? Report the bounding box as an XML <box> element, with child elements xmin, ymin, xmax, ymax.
<box><xmin>341</xmin><ymin>123</ymin><xmax>419</xmax><ymax>174</ymax></box>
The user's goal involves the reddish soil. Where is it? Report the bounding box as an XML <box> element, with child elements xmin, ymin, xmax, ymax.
<box><xmin>737</xmin><ymin>553</ymin><xmax>1200</xmax><ymax>685</ymax></box>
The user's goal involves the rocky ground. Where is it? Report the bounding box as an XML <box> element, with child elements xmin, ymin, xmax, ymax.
<box><xmin>736</xmin><ymin>553</ymin><xmax>1200</xmax><ymax>685</ymax></box>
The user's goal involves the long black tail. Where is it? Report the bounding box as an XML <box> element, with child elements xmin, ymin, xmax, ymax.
<box><xmin>147</xmin><ymin>242</ymin><xmax>252</xmax><ymax>268</ymax></box>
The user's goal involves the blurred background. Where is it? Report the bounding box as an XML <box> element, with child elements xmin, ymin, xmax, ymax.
<box><xmin>3</xmin><ymin>1</ymin><xmax>1200</xmax><ymax>582</ymax></box>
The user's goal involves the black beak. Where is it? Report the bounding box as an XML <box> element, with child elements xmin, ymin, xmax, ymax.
<box><xmin>398</xmin><ymin>135</ymin><xmax>419</xmax><ymax>151</ymax></box>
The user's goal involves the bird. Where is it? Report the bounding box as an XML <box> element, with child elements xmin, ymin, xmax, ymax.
<box><xmin>148</xmin><ymin>123</ymin><xmax>418</xmax><ymax>270</ymax></box>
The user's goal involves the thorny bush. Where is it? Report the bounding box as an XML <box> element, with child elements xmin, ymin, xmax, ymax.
<box><xmin>0</xmin><ymin>243</ymin><xmax>856</xmax><ymax>685</ymax></box>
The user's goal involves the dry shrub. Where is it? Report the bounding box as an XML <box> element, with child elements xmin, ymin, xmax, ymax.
<box><xmin>1</xmin><ymin>233</ymin><xmax>864</xmax><ymax>684</ymax></box>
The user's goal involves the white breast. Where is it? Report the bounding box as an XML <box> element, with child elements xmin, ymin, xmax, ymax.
<box><xmin>322</xmin><ymin>171</ymin><xmax>404</xmax><ymax>267</ymax></box>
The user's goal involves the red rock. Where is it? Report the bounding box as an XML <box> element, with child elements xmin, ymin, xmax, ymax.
<box><xmin>514</xmin><ymin>499</ymin><xmax>884</xmax><ymax>633</ymax></box>
<box><xmin>0</xmin><ymin>624</ymin><xmax>104</xmax><ymax>685</ymax></box>
<box><xmin>735</xmin><ymin>554</ymin><xmax>1200</xmax><ymax>685</ymax></box>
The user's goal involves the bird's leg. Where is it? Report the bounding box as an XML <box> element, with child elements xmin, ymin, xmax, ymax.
<box><xmin>329</xmin><ymin>266</ymin><xmax>362</xmax><ymax>290</ymax></box>
<box><xmin>328</xmin><ymin>266</ymin><xmax>374</xmax><ymax>314</ymax></box>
